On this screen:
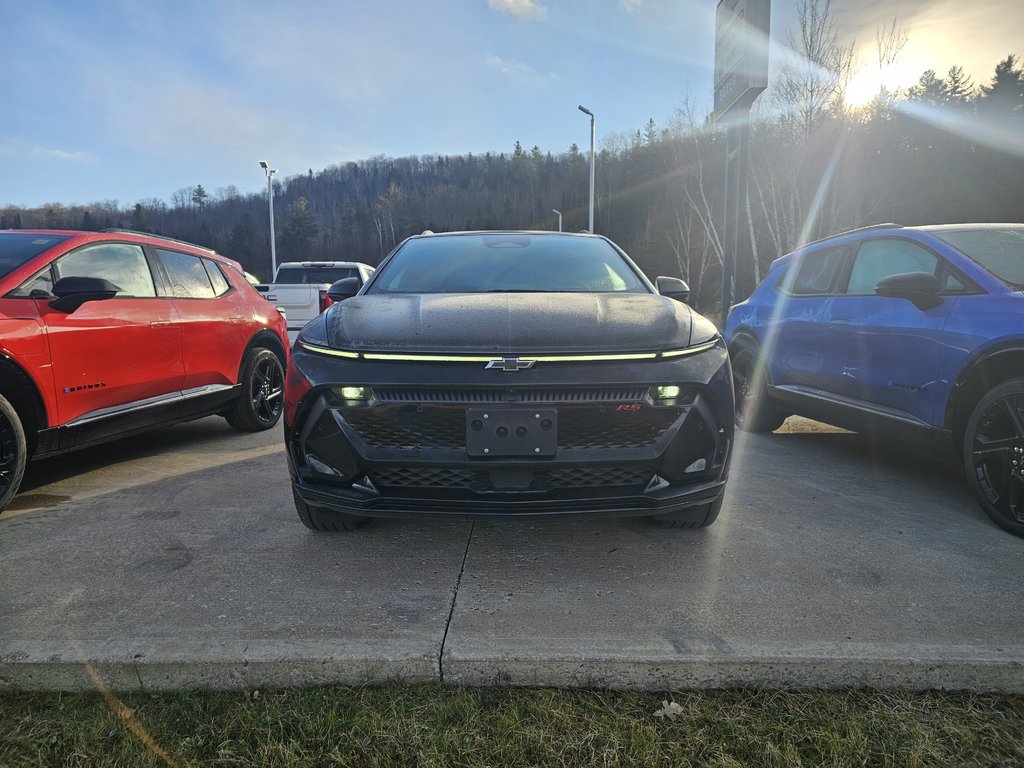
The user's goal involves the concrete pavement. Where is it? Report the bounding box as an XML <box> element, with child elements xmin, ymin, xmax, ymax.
<box><xmin>1</xmin><ymin>416</ymin><xmax>1022</xmax><ymax>692</ymax></box>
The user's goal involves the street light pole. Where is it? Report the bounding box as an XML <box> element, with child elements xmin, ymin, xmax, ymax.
<box><xmin>578</xmin><ymin>105</ymin><xmax>595</xmax><ymax>233</ymax></box>
<box><xmin>552</xmin><ymin>209</ymin><xmax>562</xmax><ymax>232</ymax></box>
<box><xmin>259</xmin><ymin>160</ymin><xmax>278</xmax><ymax>278</ymax></box>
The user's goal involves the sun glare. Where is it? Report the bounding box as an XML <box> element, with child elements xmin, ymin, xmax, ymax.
<box><xmin>844</xmin><ymin>61</ymin><xmax>919</xmax><ymax>107</ymax></box>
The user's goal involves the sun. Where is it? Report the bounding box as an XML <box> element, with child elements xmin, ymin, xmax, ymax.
<box><xmin>844</xmin><ymin>63</ymin><xmax>909</xmax><ymax>107</ymax></box>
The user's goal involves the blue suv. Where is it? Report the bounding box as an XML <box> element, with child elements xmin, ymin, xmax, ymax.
<box><xmin>725</xmin><ymin>223</ymin><xmax>1024</xmax><ymax>537</ymax></box>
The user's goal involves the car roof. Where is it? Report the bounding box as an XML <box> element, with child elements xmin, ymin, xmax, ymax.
<box><xmin>407</xmin><ymin>230</ymin><xmax>601</xmax><ymax>239</ymax></box>
<box><xmin>0</xmin><ymin>228</ymin><xmax>239</xmax><ymax>267</ymax></box>
<box><xmin>790</xmin><ymin>222</ymin><xmax>1024</xmax><ymax>254</ymax></box>
<box><xmin>277</xmin><ymin>261</ymin><xmax>374</xmax><ymax>268</ymax></box>
<box><xmin>912</xmin><ymin>222</ymin><xmax>1024</xmax><ymax>233</ymax></box>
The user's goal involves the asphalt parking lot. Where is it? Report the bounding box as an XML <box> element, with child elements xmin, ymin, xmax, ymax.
<box><xmin>1</xmin><ymin>416</ymin><xmax>1021</xmax><ymax>693</ymax></box>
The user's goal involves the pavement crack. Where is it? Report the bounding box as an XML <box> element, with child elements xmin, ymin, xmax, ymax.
<box><xmin>439</xmin><ymin>521</ymin><xmax>474</xmax><ymax>682</ymax></box>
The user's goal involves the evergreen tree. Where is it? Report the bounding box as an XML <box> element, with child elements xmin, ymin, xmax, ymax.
<box><xmin>907</xmin><ymin>70</ymin><xmax>948</xmax><ymax>105</ymax></box>
<box><xmin>192</xmin><ymin>184</ymin><xmax>209</xmax><ymax>208</ymax></box>
<box><xmin>644</xmin><ymin>118</ymin><xmax>658</xmax><ymax>144</ymax></box>
<box><xmin>979</xmin><ymin>54</ymin><xmax>1024</xmax><ymax>115</ymax></box>
<box><xmin>944</xmin><ymin>65</ymin><xmax>975</xmax><ymax>104</ymax></box>
<box><xmin>131</xmin><ymin>203</ymin><xmax>147</xmax><ymax>231</ymax></box>
<box><xmin>280</xmin><ymin>197</ymin><xmax>319</xmax><ymax>258</ymax></box>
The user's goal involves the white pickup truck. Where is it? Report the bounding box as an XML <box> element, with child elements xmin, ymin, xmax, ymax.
<box><xmin>258</xmin><ymin>261</ymin><xmax>375</xmax><ymax>341</ymax></box>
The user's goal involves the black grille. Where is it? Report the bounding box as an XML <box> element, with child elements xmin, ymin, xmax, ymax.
<box><xmin>342</xmin><ymin>406</ymin><xmax>679</xmax><ymax>451</ymax></box>
<box><xmin>369</xmin><ymin>466</ymin><xmax>653</xmax><ymax>491</ymax></box>
<box><xmin>344</xmin><ymin>409</ymin><xmax>465</xmax><ymax>449</ymax></box>
<box><xmin>373</xmin><ymin>387</ymin><xmax>650</xmax><ymax>404</ymax></box>
<box><xmin>371</xmin><ymin>467</ymin><xmax>479</xmax><ymax>489</ymax></box>
<box><xmin>537</xmin><ymin>466</ymin><xmax>653</xmax><ymax>487</ymax></box>
<box><xmin>557</xmin><ymin>409</ymin><xmax>679</xmax><ymax>449</ymax></box>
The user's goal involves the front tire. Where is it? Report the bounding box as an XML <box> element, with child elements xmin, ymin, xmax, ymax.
<box><xmin>730</xmin><ymin>338</ymin><xmax>786</xmax><ymax>433</ymax></box>
<box><xmin>964</xmin><ymin>378</ymin><xmax>1024</xmax><ymax>538</ymax></box>
<box><xmin>226</xmin><ymin>348</ymin><xmax>284</xmax><ymax>432</ymax></box>
<box><xmin>292</xmin><ymin>486</ymin><xmax>368</xmax><ymax>532</ymax></box>
<box><xmin>0</xmin><ymin>394</ymin><xmax>27</xmax><ymax>513</ymax></box>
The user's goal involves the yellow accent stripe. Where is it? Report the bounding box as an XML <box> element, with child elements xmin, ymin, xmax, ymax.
<box><xmin>363</xmin><ymin>353</ymin><xmax>495</xmax><ymax>362</ymax></box>
<box><xmin>301</xmin><ymin>342</ymin><xmax>716</xmax><ymax>363</ymax></box>
<box><xmin>661</xmin><ymin>340</ymin><xmax>719</xmax><ymax>358</ymax></box>
<box><xmin>298</xmin><ymin>342</ymin><xmax>359</xmax><ymax>359</ymax></box>
<box><xmin>531</xmin><ymin>353</ymin><xmax>658</xmax><ymax>362</ymax></box>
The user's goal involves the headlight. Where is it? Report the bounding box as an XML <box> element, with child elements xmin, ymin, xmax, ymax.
<box><xmin>333</xmin><ymin>386</ymin><xmax>370</xmax><ymax>401</ymax></box>
<box><xmin>656</xmin><ymin>385</ymin><xmax>681</xmax><ymax>399</ymax></box>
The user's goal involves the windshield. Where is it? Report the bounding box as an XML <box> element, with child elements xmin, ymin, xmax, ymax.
<box><xmin>368</xmin><ymin>234</ymin><xmax>647</xmax><ymax>294</ymax></box>
<box><xmin>274</xmin><ymin>267</ymin><xmax>359</xmax><ymax>284</ymax></box>
<box><xmin>0</xmin><ymin>233</ymin><xmax>68</xmax><ymax>282</ymax></box>
<box><xmin>931</xmin><ymin>227</ymin><xmax>1024</xmax><ymax>288</ymax></box>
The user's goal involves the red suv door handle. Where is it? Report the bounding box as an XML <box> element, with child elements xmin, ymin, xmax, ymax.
<box><xmin>149</xmin><ymin>321</ymin><xmax>172</xmax><ymax>328</ymax></box>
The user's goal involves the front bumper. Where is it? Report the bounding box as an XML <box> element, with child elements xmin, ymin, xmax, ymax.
<box><xmin>285</xmin><ymin>344</ymin><xmax>734</xmax><ymax>519</ymax></box>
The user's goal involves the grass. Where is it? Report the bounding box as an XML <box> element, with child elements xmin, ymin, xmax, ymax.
<box><xmin>1</xmin><ymin>684</ymin><xmax>1022</xmax><ymax>767</ymax></box>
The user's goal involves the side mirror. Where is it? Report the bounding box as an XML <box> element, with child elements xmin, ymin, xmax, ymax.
<box><xmin>327</xmin><ymin>276</ymin><xmax>361</xmax><ymax>303</ymax></box>
<box><xmin>49</xmin><ymin>276</ymin><xmax>120</xmax><ymax>313</ymax></box>
<box><xmin>874</xmin><ymin>272</ymin><xmax>942</xmax><ymax>310</ymax></box>
<box><xmin>656</xmin><ymin>276</ymin><xmax>691</xmax><ymax>305</ymax></box>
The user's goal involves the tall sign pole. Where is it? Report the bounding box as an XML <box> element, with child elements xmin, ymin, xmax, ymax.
<box><xmin>714</xmin><ymin>0</ymin><xmax>770</xmax><ymax>327</ymax></box>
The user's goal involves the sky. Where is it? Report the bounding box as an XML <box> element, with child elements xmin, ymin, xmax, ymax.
<box><xmin>2</xmin><ymin>0</ymin><xmax>1021</xmax><ymax>209</ymax></box>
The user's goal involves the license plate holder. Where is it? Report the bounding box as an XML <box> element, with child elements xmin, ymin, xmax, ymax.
<box><xmin>466</xmin><ymin>408</ymin><xmax>557</xmax><ymax>457</ymax></box>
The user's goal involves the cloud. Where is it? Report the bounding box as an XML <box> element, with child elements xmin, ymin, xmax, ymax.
<box><xmin>487</xmin><ymin>0</ymin><xmax>546</xmax><ymax>21</ymax></box>
<box><xmin>619</xmin><ymin>0</ymin><xmax>645</xmax><ymax>12</ymax></box>
<box><xmin>485</xmin><ymin>54</ymin><xmax>559</xmax><ymax>85</ymax></box>
<box><xmin>0</xmin><ymin>138</ymin><xmax>96</xmax><ymax>163</ymax></box>
<box><xmin>37</xmin><ymin>147</ymin><xmax>95</xmax><ymax>162</ymax></box>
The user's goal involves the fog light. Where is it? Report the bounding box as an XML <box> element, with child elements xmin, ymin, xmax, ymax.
<box><xmin>335</xmin><ymin>386</ymin><xmax>369</xmax><ymax>400</ymax></box>
<box><xmin>656</xmin><ymin>385</ymin><xmax>681</xmax><ymax>399</ymax></box>
<box><xmin>307</xmin><ymin>453</ymin><xmax>342</xmax><ymax>476</ymax></box>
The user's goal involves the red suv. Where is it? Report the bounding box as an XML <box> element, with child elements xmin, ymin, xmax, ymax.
<box><xmin>0</xmin><ymin>230</ymin><xmax>289</xmax><ymax>512</ymax></box>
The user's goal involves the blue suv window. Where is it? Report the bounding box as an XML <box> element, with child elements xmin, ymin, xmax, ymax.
<box><xmin>781</xmin><ymin>246</ymin><xmax>848</xmax><ymax>296</ymax></box>
<box><xmin>931</xmin><ymin>227</ymin><xmax>1024</xmax><ymax>288</ymax></box>
<box><xmin>845</xmin><ymin>239</ymin><xmax>938</xmax><ymax>295</ymax></box>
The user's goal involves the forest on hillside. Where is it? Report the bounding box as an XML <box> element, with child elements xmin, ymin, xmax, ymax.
<box><xmin>4</xmin><ymin>2</ymin><xmax>1023</xmax><ymax>316</ymax></box>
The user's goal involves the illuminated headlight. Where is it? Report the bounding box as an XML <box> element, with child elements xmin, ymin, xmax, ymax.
<box><xmin>656</xmin><ymin>385</ymin><xmax>681</xmax><ymax>399</ymax></box>
<box><xmin>335</xmin><ymin>386</ymin><xmax>370</xmax><ymax>400</ymax></box>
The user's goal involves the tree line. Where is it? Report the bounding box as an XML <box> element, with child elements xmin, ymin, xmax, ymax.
<box><xmin>4</xmin><ymin>5</ymin><xmax>1023</xmax><ymax>317</ymax></box>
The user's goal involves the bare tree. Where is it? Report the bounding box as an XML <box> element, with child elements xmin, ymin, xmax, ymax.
<box><xmin>774</xmin><ymin>0</ymin><xmax>855</xmax><ymax>134</ymax></box>
<box><xmin>876</xmin><ymin>15</ymin><xmax>909</xmax><ymax>70</ymax></box>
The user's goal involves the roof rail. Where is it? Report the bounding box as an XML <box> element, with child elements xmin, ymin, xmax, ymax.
<box><xmin>99</xmin><ymin>228</ymin><xmax>216</xmax><ymax>254</ymax></box>
<box><xmin>800</xmin><ymin>223</ymin><xmax>902</xmax><ymax>249</ymax></box>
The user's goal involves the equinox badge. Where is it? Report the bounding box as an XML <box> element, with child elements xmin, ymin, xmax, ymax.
<box><xmin>485</xmin><ymin>357</ymin><xmax>536</xmax><ymax>372</ymax></box>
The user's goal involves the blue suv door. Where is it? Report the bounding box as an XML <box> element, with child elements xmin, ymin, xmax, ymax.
<box><xmin>767</xmin><ymin>244</ymin><xmax>851</xmax><ymax>393</ymax></box>
<box><xmin>819</xmin><ymin>237</ymin><xmax>956</xmax><ymax>426</ymax></box>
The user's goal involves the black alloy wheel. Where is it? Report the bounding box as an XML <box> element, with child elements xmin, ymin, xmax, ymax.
<box><xmin>0</xmin><ymin>394</ymin><xmax>27</xmax><ymax>513</ymax></box>
<box><xmin>730</xmin><ymin>339</ymin><xmax>786</xmax><ymax>433</ymax></box>
<box><xmin>964</xmin><ymin>378</ymin><xmax>1024</xmax><ymax>537</ymax></box>
<box><xmin>225</xmin><ymin>348</ymin><xmax>285</xmax><ymax>432</ymax></box>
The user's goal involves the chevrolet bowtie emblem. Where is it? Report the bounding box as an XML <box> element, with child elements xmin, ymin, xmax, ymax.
<box><xmin>485</xmin><ymin>357</ymin><xmax>536</xmax><ymax>372</ymax></box>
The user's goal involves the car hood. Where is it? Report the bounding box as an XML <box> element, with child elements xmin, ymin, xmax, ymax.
<box><xmin>324</xmin><ymin>292</ymin><xmax>695</xmax><ymax>354</ymax></box>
